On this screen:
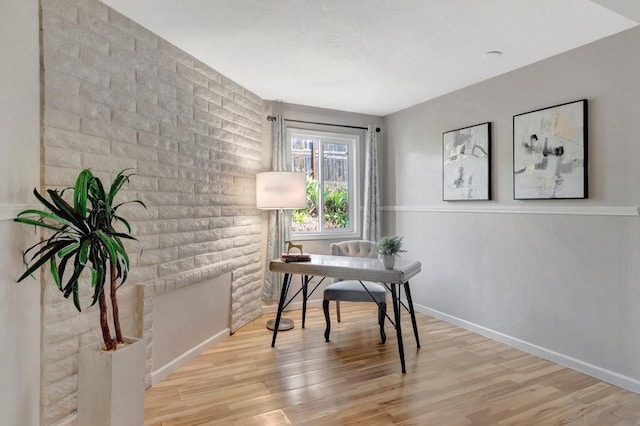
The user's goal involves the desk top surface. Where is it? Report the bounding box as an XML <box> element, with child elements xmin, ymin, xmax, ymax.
<box><xmin>269</xmin><ymin>254</ymin><xmax>421</xmax><ymax>284</ymax></box>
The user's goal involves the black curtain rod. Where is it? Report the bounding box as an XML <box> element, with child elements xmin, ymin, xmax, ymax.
<box><xmin>267</xmin><ymin>115</ymin><xmax>381</xmax><ymax>133</ymax></box>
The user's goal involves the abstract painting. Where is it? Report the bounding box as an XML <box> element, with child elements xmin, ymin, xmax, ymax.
<box><xmin>443</xmin><ymin>122</ymin><xmax>491</xmax><ymax>201</ymax></box>
<box><xmin>513</xmin><ymin>99</ymin><xmax>588</xmax><ymax>199</ymax></box>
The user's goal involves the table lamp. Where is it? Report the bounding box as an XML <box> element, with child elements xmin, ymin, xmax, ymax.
<box><xmin>256</xmin><ymin>171</ymin><xmax>307</xmax><ymax>330</ymax></box>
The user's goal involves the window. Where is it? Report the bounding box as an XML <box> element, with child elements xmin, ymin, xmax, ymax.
<box><xmin>288</xmin><ymin>128</ymin><xmax>359</xmax><ymax>238</ymax></box>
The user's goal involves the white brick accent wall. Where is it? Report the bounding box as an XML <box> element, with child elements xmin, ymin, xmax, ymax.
<box><xmin>40</xmin><ymin>0</ymin><xmax>265</xmax><ymax>422</ymax></box>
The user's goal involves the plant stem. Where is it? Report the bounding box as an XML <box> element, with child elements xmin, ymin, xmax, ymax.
<box><xmin>98</xmin><ymin>289</ymin><xmax>115</xmax><ymax>350</ymax></box>
<box><xmin>110</xmin><ymin>260</ymin><xmax>123</xmax><ymax>344</ymax></box>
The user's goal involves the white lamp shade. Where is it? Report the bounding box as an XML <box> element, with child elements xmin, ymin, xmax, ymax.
<box><xmin>256</xmin><ymin>172</ymin><xmax>307</xmax><ymax>210</ymax></box>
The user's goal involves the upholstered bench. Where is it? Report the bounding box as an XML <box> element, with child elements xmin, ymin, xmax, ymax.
<box><xmin>322</xmin><ymin>240</ymin><xmax>387</xmax><ymax>343</ymax></box>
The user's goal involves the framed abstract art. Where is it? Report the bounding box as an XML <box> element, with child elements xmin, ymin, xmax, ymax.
<box><xmin>443</xmin><ymin>122</ymin><xmax>491</xmax><ymax>201</ymax></box>
<box><xmin>513</xmin><ymin>99</ymin><xmax>588</xmax><ymax>199</ymax></box>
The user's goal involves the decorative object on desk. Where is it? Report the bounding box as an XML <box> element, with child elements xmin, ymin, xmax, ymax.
<box><xmin>14</xmin><ymin>169</ymin><xmax>147</xmax><ymax>425</ymax></box>
<box><xmin>256</xmin><ymin>171</ymin><xmax>307</xmax><ymax>331</ymax></box>
<box><xmin>377</xmin><ymin>235</ymin><xmax>406</xmax><ymax>269</ymax></box>
<box><xmin>281</xmin><ymin>254</ymin><xmax>311</xmax><ymax>262</ymax></box>
<box><xmin>443</xmin><ymin>122</ymin><xmax>491</xmax><ymax>201</ymax></box>
<box><xmin>285</xmin><ymin>240</ymin><xmax>303</xmax><ymax>254</ymax></box>
<box><xmin>282</xmin><ymin>240</ymin><xmax>309</xmax><ymax>261</ymax></box>
<box><xmin>513</xmin><ymin>99</ymin><xmax>587</xmax><ymax>199</ymax></box>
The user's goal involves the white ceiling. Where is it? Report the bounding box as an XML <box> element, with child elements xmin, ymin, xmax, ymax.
<box><xmin>101</xmin><ymin>0</ymin><xmax>637</xmax><ymax>116</ymax></box>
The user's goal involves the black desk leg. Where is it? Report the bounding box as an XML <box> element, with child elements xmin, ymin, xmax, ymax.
<box><xmin>271</xmin><ymin>273</ymin><xmax>291</xmax><ymax>347</ymax></box>
<box><xmin>302</xmin><ymin>275</ymin><xmax>308</xmax><ymax>329</ymax></box>
<box><xmin>390</xmin><ymin>284</ymin><xmax>406</xmax><ymax>374</ymax></box>
<box><xmin>404</xmin><ymin>282</ymin><xmax>420</xmax><ymax>348</ymax></box>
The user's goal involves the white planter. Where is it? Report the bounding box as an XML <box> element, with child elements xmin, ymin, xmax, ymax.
<box><xmin>77</xmin><ymin>337</ymin><xmax>146</xmax><ymax>426</ymax></box>
<box><xmin>381</xmin><ymin>254</ymin><xmax>396</xmax><ymax>269</ymax></box>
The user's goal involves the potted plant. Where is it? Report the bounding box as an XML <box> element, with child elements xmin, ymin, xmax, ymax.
<box><xmin>377</xmin><ymin>235</ymin><xmax>406</xmax><ymax>269</ymax></box>
<box><xmin>15</xmin><ymin>168</ymin><xmax>146</xmax><ymax>425</ymax></box>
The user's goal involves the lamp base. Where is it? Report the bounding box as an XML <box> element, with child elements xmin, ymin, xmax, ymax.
<box><xmin>266</xmin><ymin>318</ymin><xmax>294</xmax><ymax>331</ymax></box>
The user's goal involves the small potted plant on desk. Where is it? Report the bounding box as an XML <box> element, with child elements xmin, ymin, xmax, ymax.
<box><xmin>377</xmin><ymin>235</ymin><xmax>406</xmax><ymax>269</ymax></box>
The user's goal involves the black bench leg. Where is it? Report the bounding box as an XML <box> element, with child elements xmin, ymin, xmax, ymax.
<box><xmin>302</xmin><ymin>275</ymin><xmax>308</xmax><ymax>329</ymax></box>
<box><xmin>323</xmin><ymin>299</ymin><xmax>331</xmax><ymax>342</ymax></box>
<box><xmin>379</xmin><ymin>301</ymin><xmax>387</xmax><ymax>344</ymax></box>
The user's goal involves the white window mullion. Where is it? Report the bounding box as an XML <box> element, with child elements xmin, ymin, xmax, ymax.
<box><xmin>317</xmin><ymin>140</ymin><xmax>325</xmax><ymax>232</ymax></box>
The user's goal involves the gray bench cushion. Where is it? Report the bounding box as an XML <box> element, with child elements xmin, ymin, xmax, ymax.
<box><xmin>323</xmin><ymin>280</ymin><xmax>386</xmax><ymax>303</ymax></box>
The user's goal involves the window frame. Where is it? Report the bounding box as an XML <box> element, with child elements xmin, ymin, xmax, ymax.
<box><xmin>287</xmin><ymin>127</ymin><xmax>360</xmax><ymax>240</ymax></box>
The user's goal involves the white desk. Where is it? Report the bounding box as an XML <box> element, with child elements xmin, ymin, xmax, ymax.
<box><xmin>269</xmin><ymin>254</ymin><xmax>422</xmax><ymax>374</ymax></box>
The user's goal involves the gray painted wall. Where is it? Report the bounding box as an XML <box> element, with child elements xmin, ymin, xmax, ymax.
<box><xmin>383</xmin><ymin>26</ymin><xmax>640</xmax><ymax>390</ymax></box>
<box><xmin>0</xmin><ymin>1</ymin><xmax>41</xmax><ymax>425</ymax></box>
<box><xmin>152</xmin><ymin>273</ymin><xmax>231</xmax><ymax>381</ymax></box>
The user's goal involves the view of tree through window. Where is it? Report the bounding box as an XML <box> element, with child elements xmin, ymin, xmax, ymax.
<box><xmin>289</xmin><ymin>130</ymin><xmax>356</xmax><ymax>235</ymax></box>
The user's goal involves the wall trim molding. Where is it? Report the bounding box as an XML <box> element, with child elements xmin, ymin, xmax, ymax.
<box><xmin>416</xmin><ymin>304</ymin><xmax>640</xmax><ymax>395</ymax></box>
<box><xmin>150</xmin><ymin>328</ymin><xmax>230</xmax><ymax>386</ymax></box>
<box><xmin>0</xmin><ymin>204</ymin><xmax>37</xmax><ymax>221</ymax></box>
<box><xmin>382</xmin><ymin>205</ymin><xmax>640</xmax><ymax>217</ymax></box>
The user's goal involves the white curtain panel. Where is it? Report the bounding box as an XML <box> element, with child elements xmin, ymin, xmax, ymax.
<box><xmin>362</xmin><ymin>126</ymin><xmax>381</xmax><ymax>242</ymax></box>
<box><xmin>262</xmin><ymin>115</ymin><xmax>291</xmax><ymax>301</ymax></box>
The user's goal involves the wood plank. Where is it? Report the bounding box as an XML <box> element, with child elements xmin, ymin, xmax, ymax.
<box><xmin>144</xmin><ymin>305</ymin><xmax>640</xmax><ymax>425</ymax></box>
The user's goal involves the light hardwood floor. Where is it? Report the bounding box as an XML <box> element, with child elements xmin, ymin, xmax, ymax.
<box><xmin>144</xmin><ymin>304</ymin><xmax>640</xmax><ymax>425</ymax></box>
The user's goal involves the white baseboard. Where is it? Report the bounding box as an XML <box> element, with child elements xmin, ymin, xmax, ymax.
<box><xmin>416</xmin><ymin>304</ymin><xmax>640</xmax><ymax>395</ymax></box>
<box><xmin>150</xmin><ymin>328</ymin><xmax>230</xmax><ymax>385</ymax></box>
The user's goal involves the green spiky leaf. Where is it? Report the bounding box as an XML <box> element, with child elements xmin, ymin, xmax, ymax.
<box><xmin>14</xmin><ymin>169</ymin><xmax>146</xmax><ymax>349</ymax></box>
